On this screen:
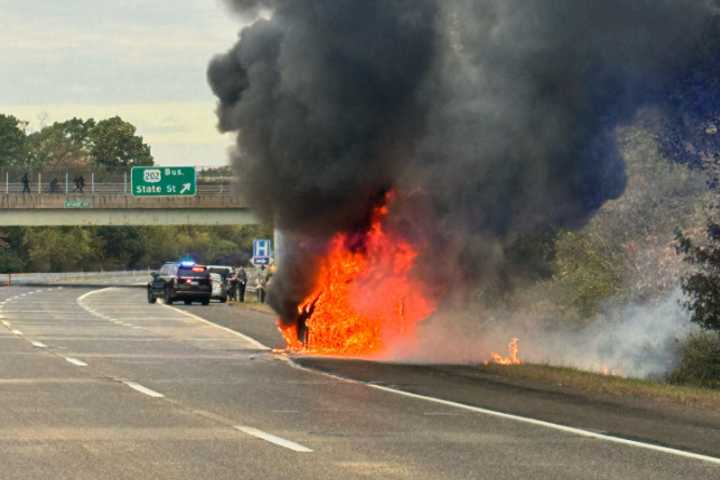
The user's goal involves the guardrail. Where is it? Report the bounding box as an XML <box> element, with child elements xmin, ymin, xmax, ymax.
<box><xmin>4</xmin><ymin>270</ymin><xmax>152</xmax><ymax>287</ymax></box>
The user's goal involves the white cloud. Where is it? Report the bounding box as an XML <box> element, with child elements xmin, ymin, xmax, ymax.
<box><xmin>0</xmin><ymin>0</ymin><xmax>246</xmax><ymax>166</ymax></box>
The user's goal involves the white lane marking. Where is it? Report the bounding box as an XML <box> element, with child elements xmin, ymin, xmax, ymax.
<box><xmin>364</xmin><ymin>383</ymin><xmax>720</xmax><ymax>466</ymax></box>
<box><xmin>161</xmin><ymin>303</ymin><xmax>270</xmax><ymax>351</ymax></box>
<box><xmin>65</xmin><ymin>357</ymin><xmax>88</xmax><ymax>367</ymax></box>
<box><xmin>77</xmin><ymin>288</ymin><xmax>115</xmax><ymax>304</ymax></box>
<box><xmin>31</xmin><ymin>341</ymin><xmax>48</xmax><ymax>348</ymax></box>
<box><xmin>234</xmin><ymin>426</ymin><xmax>313</xmax><ymax>453</ymax></box>
<box><xmin>1</xmin><ymin>321</ymin><xmax>10</xmax><ymax>327</ymax></box>
<box><xmin>11</xmin><ymin>329</ymin><xmax>23</xmax><ymax>336</ymax></box>
<box><xmin>123</xmin><ymin>381</ymin><xmax>164</xmax><ymax>398</ymax></box>
<box><xmin>278</xmin><ymin>357</ymin><xmax>720</xmax><ymax>466</ymax></box>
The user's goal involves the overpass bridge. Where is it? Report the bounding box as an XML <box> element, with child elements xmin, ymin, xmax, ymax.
<box><xmin>0</xmin><ymin>180</ymin><xmax>257</xmax><ymax>226</ymax></box>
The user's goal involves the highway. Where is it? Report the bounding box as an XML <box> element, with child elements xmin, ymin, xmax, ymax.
<box><xmin>1</xmin><ymin>286</ymin><xmax>718</xmax><ymax>479</ymax></box>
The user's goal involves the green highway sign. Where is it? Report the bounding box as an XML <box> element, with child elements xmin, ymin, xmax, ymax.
<box><xmin>131</xmin><ymin>167</ymin><xmax>197</xmax><ymax>197</ymax></box>
<box><xmin>64</xmin><ymin>199</ymin><xmax>90</xmax><ymax>209</ymax></box>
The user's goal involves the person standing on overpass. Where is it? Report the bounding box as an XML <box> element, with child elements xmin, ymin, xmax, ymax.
<box><xmin>73</xmin><ymin>175</ymin><xmax>85</xmax><ymax>193</ymax></box>
<box><xmin>21</xmin><ymin>173</ymin><xmax>31</xmax><ymax>193</ymax></box>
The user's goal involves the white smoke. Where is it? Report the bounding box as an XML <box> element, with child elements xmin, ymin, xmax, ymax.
<box><xmin>404</xmin><ymin>289</ymin><xmax>693</xmax><ymax>379</ymax></box>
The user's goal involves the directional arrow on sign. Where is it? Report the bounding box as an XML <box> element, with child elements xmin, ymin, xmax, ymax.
<box><xmin>180</xmin><ymin>183</ymin><xmax>192</xmax><ymax>194</ymax></box>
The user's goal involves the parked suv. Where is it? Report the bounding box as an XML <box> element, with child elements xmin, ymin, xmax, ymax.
<box><xmin>148</xmin><ymin>262</ymin><xmax>212</xmax><ymax>305</ymax></box>
<box><xmin>207</xmin><ymin>265</ymin><xmax>233</xmax><ymax>303</ymax></box>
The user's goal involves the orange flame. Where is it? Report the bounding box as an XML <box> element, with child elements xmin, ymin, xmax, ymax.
<box><xmin>489</xmin><ymin>337</ymin><xmax>521</xmax><ymax>365</ymax></box>
<box><xmin>281</xmin><ymin>193</ymin><xmax>435</xmax><ymax>356</ymax></box>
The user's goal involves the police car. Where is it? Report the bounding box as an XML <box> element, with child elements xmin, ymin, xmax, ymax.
<box><xmin>148</xmin><ymin>261</ymin><xmax>212</xmax><ymax>305</ymax></box>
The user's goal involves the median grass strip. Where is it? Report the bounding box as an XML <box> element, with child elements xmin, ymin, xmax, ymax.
<box><xmin>478</xmin><ymin>363</ymin><xmax>720</xmax><ymax>409</ymax></box>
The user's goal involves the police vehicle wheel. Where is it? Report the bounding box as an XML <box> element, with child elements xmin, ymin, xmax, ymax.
<box><xmin>147</xmin><ymin>291</ymin><xmax>157</xmax><ymax>304</ymax></box>
<box><xmin>164</xmin><ymin>288</ymin><xmax>174</xmax><ymax>305</ymax></box>
<box><xmin>201</xmin><ymin>298</ymin><xmax>210</xmax><ymax>306</ymax></box>
<box><xmin>219</xmin><ymin>296</ymin><xmax>227</xmax><ymax>304</ymax></box>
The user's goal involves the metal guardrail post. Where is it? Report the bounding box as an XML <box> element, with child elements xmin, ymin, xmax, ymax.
<box><xmin>5</xmin><ymin>172</ymin><xmax>8</xmax><ymax>194</ymax></box>
<box><xmin>124</xmin><ymin>172</ymin><xmax>128</xmax><ymax>194</ymax></box>
<box><xmin>91</xmin><ymin>172</ymin><xmax>95</xmax><ymax>194</ymax></box>
<box><xmin>38</xmin><ymin>173</ymin><xmax>42</xmax><ymax>194</ymax></box>
<box><xmin>65</xmin><ymin>172</ymin><xmax>69</xmax><ymax>194</ymax></box>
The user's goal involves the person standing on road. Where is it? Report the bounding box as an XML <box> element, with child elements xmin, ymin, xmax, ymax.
<box><xmin>21</xmin><ymin>173</ymin><xmax>31</xmax><ymax>193</ymax></box>
<box><xmin>256</xmin><ymin>266</ymin><xmax>269</xmax><ymax>304</ymax></box>
<box><xmin>228</xmin><ymin>269</ymin><xmax>239</xmax><ymax>302</ymax></box>
<box><xmin>236</xmin><ymin>266</ymin><xmax>248</xmax><ymax>303</ymax></box>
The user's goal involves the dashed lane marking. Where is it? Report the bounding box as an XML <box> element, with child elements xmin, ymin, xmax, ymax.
<box><xmin>31</xmin><ymin>341</ymin><xmax>48</xmax><ymax>348</ymax></box>
<box><xmin>123</xmin><ymin>381</ymin><xmax>165</xmax><ymax>398</ymax></box>
<box><xmin>234</xmin><ymin>426</ymin><xmax>313</xmax><ymax>453</ymax></box>
<box><xmin>64</xmin><ymin>357</ymin><xmax>88</xmax><ymax>367</ymax></box>
<box><xmin>11</xmin><ymin>330</ymin><xmax>23</xmax><ymax>336</ymax></box>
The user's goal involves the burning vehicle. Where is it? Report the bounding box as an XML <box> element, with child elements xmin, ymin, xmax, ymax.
<box><xmin>210</xmin><ymin>1</ymin><xmax>720</xmax><ymax>363</ymax></box>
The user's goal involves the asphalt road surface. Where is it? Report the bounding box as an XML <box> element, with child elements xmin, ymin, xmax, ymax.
<box><xmin>1</xmin><ymin>286</ymin><xmax>718</xmax><ymax>479</ymax></box>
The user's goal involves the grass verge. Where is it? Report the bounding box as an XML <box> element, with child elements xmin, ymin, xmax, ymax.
<box><xmin>477</xmin><ymin>362</ymin><xmax>720</xmax><ymax>409</ymax></box>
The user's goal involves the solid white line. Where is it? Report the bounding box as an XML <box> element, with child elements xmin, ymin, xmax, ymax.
<box><xmin>1</xmin><ymin>321</ymin><xmax>10</xmax><ymax>327</ymax></box>
<box><xmin>31</xmin><ymin>341</ymin><xmax>47</xmax><ymax>348</ymax></box>
<box><xmin>123</xmin><ymin>381</ymin><xmax>164</xmax><ymax>398</ymax></box>
<box><xmin>364</xmin><ymin>383</ymin><xmax>720</xmax><ymax>466</ymax></box>
<box><xmin>234</xmin><ymin>426</ymin><xmax>313</xmax><ymax>453</ymax></box>
<box><xmin>161</xmin><ymin>303</ymin><xmax>270</xmax><ymax>351</ymax></box>
<box><xmin>11</xmin><ymin>329</ymin><xmax>23</xmax><ymax>336</ymax></box>
<box><xmin>65</xmin><ymin>357</ymin><xmax>88</xmax><ymax>367</ymax></box>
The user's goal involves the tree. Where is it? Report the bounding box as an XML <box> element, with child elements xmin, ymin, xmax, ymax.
<box><xmin>26</xmin><ymin>118</ymin><xmax>95</xmax><ymax>171</ymax></box>
<box><xmin>552</xmin><ymin>230</ymin><xmax>624</xmax><ymax>319</ymax></box>
<box><xmin>676</xmin><ymin>225</ymin><xmax>720</xmax><ymax>332</ymax></box>
<box><xmin>23</xmin><ymin>227</ymin><xmax>101</xmax><ymax>272</ymax></box>
<box><xmin>89</xmin><ymin>117</ymin><xmax>153</xmax><ymax>171</ymax></box>
<box><xmin>0</xmin><ymin>114</ymin><xmax>28</xmax><ymax>169</ymax></box>
<box><xmin>96</xmin><ymin>227</ymin><xmax>147</xmax><ymax>269</ymax></box>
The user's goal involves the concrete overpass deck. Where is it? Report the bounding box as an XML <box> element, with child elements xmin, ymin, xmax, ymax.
<box><xmin>0</xmin><ymin>192</ymin><xmax>256</xmax><ymax>226</ymax></box>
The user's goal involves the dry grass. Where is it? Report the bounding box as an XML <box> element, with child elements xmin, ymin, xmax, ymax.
<box><xmin>229</xmin><ymin>298</ymin><xmax>275</xmax><ymax>315</ymax></box>
<box><xmin>478</xmin><ymin>362</ymin><xmax>720</xmax><ymax>409</ymax></box>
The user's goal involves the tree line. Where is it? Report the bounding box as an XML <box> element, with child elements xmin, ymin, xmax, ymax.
<box><xmin>0</xmin><ymin>113</ymin><xmax>268</xmax><ymax>273</ymax></box>
<box><xmin>0</xmin><ymin>114</ymin><xmax>152</xmax><ymax>174</ymax></box>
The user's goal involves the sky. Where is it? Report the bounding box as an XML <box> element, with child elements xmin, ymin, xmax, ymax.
<box><xmin>0</xmin><ymin>0</ymin><xmax>247</xmax><ymax>167</ymax></box>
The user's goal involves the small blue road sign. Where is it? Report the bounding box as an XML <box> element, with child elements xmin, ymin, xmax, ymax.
<box><xmin>252</xmin><ymin>239</ymin><xmax>272</xmax><ymax>265</ymax></box>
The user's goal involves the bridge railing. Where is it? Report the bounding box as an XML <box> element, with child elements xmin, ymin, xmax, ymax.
<box><xmin>0</xmin><ymin>170</ymin><xmax>238</xmax><ymax>195</ymax></box>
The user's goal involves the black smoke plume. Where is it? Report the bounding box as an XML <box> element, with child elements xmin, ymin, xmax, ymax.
<box><xmin>209</xmin><ymin>0</ymin><xmax>720</xmax><ymax>323</ymax></box>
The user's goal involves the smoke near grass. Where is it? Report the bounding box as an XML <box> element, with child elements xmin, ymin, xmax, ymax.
<box><xmin>210</xmin><ymin>1</ymin><xmax>720</xmax><ymax>373</ymax></box>
<box><xmin>411</xmin><ymin>289</ymin><xmax>692</xmax><ymax>379</ymax></box>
